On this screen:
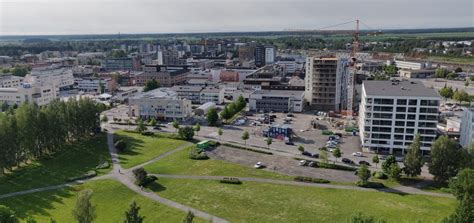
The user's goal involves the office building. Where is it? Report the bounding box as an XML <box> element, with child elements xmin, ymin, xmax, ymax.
<box><xmin>255</xmin><ymin>45</ymin><xmax>275</xmax><ymax>67</ymax></box>
<box><xmin>0</xmin><ymin>75</ymin><xmax>24</xmax><ymax>88</ymax></box>
<box><xmin>249</xmin><ymin>90</ymin><xmax>304</xmax><ymax>113</ymax></box>
<box><xmin>26</xmin><ymin>66</ymin><xmax>75</xmax><ymax>90</ymax></box>
<box><xmin>265</xmin><ymin>47</ymin><xmax>276</xmax><ymax>65</ymax></box>
<box><xmin>359</xmin><ymin>80</ymin><xmax>441</xmax><ymax>155</ymax></box>
<box><xmin>0</xmin><ymin>83</ymin><xmax>58</xmax><ymax>107</ymax></box>
<box><xmin>393</xmin><ymin>60</ymin><xmax>432</xmax><ymax>70</ymax></box>
<box><xmin>133</xmin><ymin>68</ymin><xmax>188</xmax><ymax>87</ymax></box>
<box><xmin>399</xmin><ymin>69</ymin><xmax>436</xmax><ymax>79</ymax></box>
<box><xmin>459</xmin><ymin>107</ymin><xmax>474</xmax><ymax>148</ymax></box>
<box><xmin>75</xmin><ymin>78</ymin><xmax>111</xmax><ymax>93</ymax></box>
<box><xmin>200</xmin><ymin>86</ymin><xmax>225</xmax><ymax>105</ymax></box>
<box><xmin>102</xmin><ymin>57</ymin><xmax>140</xmax><ymax>71</ymax></box>
<box><xmin>170</xmin><ymin>85</ymin><xmax>203</xmax><ymax>104</ymax></box>
<box><xmin>128</xmin><ymin>88</ymin><xmax>192</xmax><ymax>120</ymax></box>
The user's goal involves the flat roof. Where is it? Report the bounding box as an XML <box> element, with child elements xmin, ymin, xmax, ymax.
<box><xmin>130</xmin><ymin>88</ymin><xmax>177</xmax><ymax>100</ymax></box>
<box><xmin>363</xmin><ymin>80</ymin><xmax>440</xmax><ymax>98</ymax></box>
<box><xmin>170</xmin><ymin>85</ymin><xmax>203</xmax><ymax>92</ymax></box>
<box><xmin>252</xmin><ymin>90</ymin><xmax>304</xmax><ymax>97</ymax></box>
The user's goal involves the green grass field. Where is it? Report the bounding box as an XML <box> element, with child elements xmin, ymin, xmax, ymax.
<box><xmin>0</xmin><ymin>180</ymin><xmax>204</xmax><ymax>223</ymax></box>
<box><xmin>428</xmin><ymin>56</ymin><xmax>474</xmax><ymax>65</ymax></box>
<box><xmin>114</xmin><ymin>131</ymin><xmax>188</xmax><ymax>169</ymax></box>
<box><xmin>153</xmin><ymin>178</ymin><xmax>456</xmax><ymax>223</ymax></box>
<box><xmin>145</xmin><ymin>146</ymin><xmax>292</xmax><ymax>180</ymax></box>
<box><xmin>0</xmin><ymin>134</ymin><xmax>111</xmax><ymax>195</ymax></box>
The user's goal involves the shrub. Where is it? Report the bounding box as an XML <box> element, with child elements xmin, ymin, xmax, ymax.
<box><xmin>141</xmin><ymin>131</ymin><xmax>154</xmax><ymax>136</ymax></box>
<box><xmin>67</xmin><ymin>170</ymin><xmax>97</xmax><ymax>182</ymax></box>
<box><xmin>356</xmin><ymin>181</ymin><xmax>385</xmax><ymax>188</ymax></box>
<box><xmin>315</xmin><ymin>162</ymin><xmax>357</xmax><ymax>171</ymax></box>
<box><xmin>132</xmin><ymin>167</ymin><xmax>157</xmax><ymax>186</ymax></box>
<box><xmin>95</xmin><ymin>161</ymin><xmax>110</xmax><ymax>170</ymax></box>
<box><xmin>322</xmin><ymin>130</ymin><xmax>334</xmax><ymax>135</ymax></box>
<box><xmin>178</xmin><ymin>126</ymin><xmax>195</xmax><ymax>140</ymax></box>
<box><xmin>114</xmin><ymin>140</ymin><xmax>127</xmax><ymax>152</ymax></box>
<box><xmin>188</xmin><ymin>147</ymin><xmax>209</xmax><ymax>160</ymax></box>
<box><xmin>373</xmin><ymin>171</ymin><xmax>388</xmax><ymax>179</ymax></box>
<box><xmin>294</xmin><ymin>176</ymin><xmax>330</xmax><ymax>184</ymax></box>
<box><xmin>220</xmin><ymin>177</ymin><xmax>242</xmax><ymax>184</ymax></box>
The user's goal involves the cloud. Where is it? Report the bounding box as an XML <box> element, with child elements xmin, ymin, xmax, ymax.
<box><xmin>0</xmin><ymin>0</ymin><xmax>472</xmax><ymax>35</ymax></box>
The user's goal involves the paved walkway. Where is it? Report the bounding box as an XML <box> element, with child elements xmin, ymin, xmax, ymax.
<box><xmin>152</xmin><ymin>174</ymin><xmax>453</xmax><ymax>198</ymax></box>
<box><xmin>128</xmin><ymin>142</ymin><xmax>192</xmax><ymax>171</ymax></box>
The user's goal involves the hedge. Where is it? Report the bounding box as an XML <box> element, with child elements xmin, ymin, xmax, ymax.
<box><xmin>356</xmin><ymin>181</ymin><xmax>385</xmax><ymax>188</ymax></box>
<box><xmin>220</xmin><ymin>177</ymin><xmax>242</xmax><ymax>184</ymax></box>
<box><xmin>314</xmin><ymin>162</ymin><xmax>357</xmax><ymax>171</ymax></box>
<box><xmin>222</xmin><ymin>143</ymin><xmax>273</xmax><ymax>155</ymax></box>
<box><xmin>294</xmin><ymin>176</ymin><xmax>330</xmax><ymax>184</ymax></box>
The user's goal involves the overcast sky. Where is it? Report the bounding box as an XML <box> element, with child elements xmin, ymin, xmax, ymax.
<box><xmin>0</xmin><ymin>0</ymin><xmax>472</xmax><ymax>35</ymax></box>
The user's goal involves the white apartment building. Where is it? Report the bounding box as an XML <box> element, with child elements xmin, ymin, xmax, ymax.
<box><xmin>170</xmin><ymin>85</ymin><xmax>203</xmax><ymax>104</ymax></box>
<box><xmin>200</xmin><ymin>86</ymin><xmax>225</xmax><ymax>105</ymax></box>
<box><xmin>249</xmin><ymin>90</ymin><xmax>304</xmax><ymax>113</ymax></box>
<box><xmin>128</xmin><ymin>88</ymin><xmax>192</xmax><ymax>120</ymax></box>
<box><xmin>26</xmin><ymin>67</ymin><xmax>75</xmax><ymax>91</ymax></box>
<box><xmin>276</xmin><ymin>60</ymin><xmax>297</xmax><ymax>74</ymax></box>
<box><xmin>0</xmin><ymin>83</ymin><xmax>58</xmax><ymax>107</ymax></box>
<box><xmin>459</xmin><ymin>107</ymin><xmax>474</xmax><ymax>148</ymax></box>
<box><xmin>0</xmin><ymin>75</ymin><xmax>24</xmax><ymax>88</ymax></box>
<box><xmin>359</xmin><ymin>80</ymin><xmax>440</xmax><ymax>155</ymax></box>
<box><xmin>265</xmin><ymin>47</ymin><xmax>275</xmax><ymax>65</ymax></box>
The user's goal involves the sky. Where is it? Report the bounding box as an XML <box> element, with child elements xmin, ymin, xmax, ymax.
<box><xmin>0</xmin><ymin>0</ymin><xmax>473</xmax><ymax>35</ymax></box>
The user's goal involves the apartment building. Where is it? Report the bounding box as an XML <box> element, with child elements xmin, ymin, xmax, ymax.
<box><xmin>459</xmin><ymin>107</ymin><xmax>474</xmax><ymax>148</ymax></box>
<box><xmin>102</xmin><ymin>57</ymin><xmax>141</xmax><ymax>71</ymax></box>
<box><xmin>0</xmin><ymin>75</ymin><xmax>24</xmax><ymax>88</ymax></box>
<box><xmin>359</xmin><ymin>80</ymin><xmax>441</xmax><ymax>155</ymax></box>
<box><xmin>26</xmin><ymin>66</ymin><xmax>75</xmax><ymax>90</ymax></box>
<box><xmin>75</xmin><ymin>78</ymin><xmax>111</xmax><ymax>93</ymax></box>
<box><xmin>200</xmin><ymin>86</ymin><xmax>224</xmax><ymax>105</ymax></box>
<box><xmin>128</xmin><ymin>88</ymin><xmax>192</xmax><ymax>120</ymax></box>
<box><xmin>305</xmin><ymin>57</ymin><xmax>346</xmax><ymax>112</ymax></box>
<box><xmin>0</xmin><ymin>83</ymin><xmax>58</xmax><ymax>107</ymax></box>
<box><xmin>249</xmin><ymin>90</ymin><xmax>304</xmax><ymax>113</ymax></box>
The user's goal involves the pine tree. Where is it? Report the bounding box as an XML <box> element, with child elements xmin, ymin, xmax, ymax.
<box><xmin>72</xmin><ymin>189</ymin><xmax>96</xmax><ymax>223</ymax></box>
<box><xmin>124</xmin><ymin>201</ymin><xmax>145</xmax><ymax>223</ymax></box>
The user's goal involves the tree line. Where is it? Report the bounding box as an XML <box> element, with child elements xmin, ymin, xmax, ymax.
<box><xmin>0</xmin><ymin>98</ymin><xmax>105</xmax><ymax>174</ymax></box>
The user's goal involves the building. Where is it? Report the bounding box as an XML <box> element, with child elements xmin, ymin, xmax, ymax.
<box><xmin>170</xmin><ymin>85</ymin><xmax>203</xmax><ymax>104</ymax></box>
<box><xmin>243</xmin><ymin>65</ymin><xmax>283</xmax><ymax>90</ymax></box>
<box><xmin>305</xmin><ymin>57</ymin><xmax>347</xmax><ymax>112</ymax></box>
<box><xmin>459</xmin><ymin>107</ymin><xmax>474</xmax><ymax>148</ymax></box>
<box><xmin>128</xmin><ymin>88</ymin><xmax>192</xmax><ymax>120</ymax></box>
<box><xmin>276</xmin><ymin>59</ymin><xmax>297</xmax><ymax>74</ymax></box>
<box><xmin>102</xmin><ymin>57</ymin><xmax>140</xmax><ymax>71</ymax></box>
<box><xmin>26</xmin><ymin>66</ymin><xmax>75</xmax><ymax>90</ymax></box>
<box><xmin>399</xmin><ymin>69</ymin><xmax>436</xmax><ymax>79</ymax></box>
<box><xmin>393</xmin><ymin>60</ymin><xmax>432</xmax><ymax>70</ymax></box>
<box><xmin>255</xmin><ymin>45</ymin><xmax>275</xmax><ymax>67</ymax></box>
<box><xmin>114</xmin><ymin>86</ymin><xmax>142</xmax><ymax>102</ymax></box>
<box><xmin>161</xmin><ymin>50</ymin><xmax>186</xmax><ymax>65</ymax></box>
<box><xmin>77</xmin><ymin>52</ymin><xmax>105</xmax><ymax>65</ymax></box>
<box><xmin>200</xmin><ymin>86</ymin><xmax>225</xmax><ymax>105</ymax></box>
<box><xmin>249</xmin><ymin>90</ymin><xmax>304</xmax><ymax>113</ymax></box>
<box><xmin>0</xmin><ymin>83</ymin><xmax>58</xmax><ymax>107</ymax></box>
<box><xmin>0</xmin><ymin>75</ymin><xmax>24</xmax><ymax>88</ymax></box>
<box><xmin>219</xmin><ymin>70</ymin><xmax>240</xmax><ymax>82</ymax></box>
<box><xmin>359</xmin><ymin>80</ymin><xmax>441</xmax><ymax>155</ymax></box>
<box><xmin>133</xmin><ymin>69</ymin><xmax>188</xmax><ymax>87</ymax></box>
<box><xmin>75</xmin><ymin>78</ymin><xmax>110</xmax><ymax>93</ymax></box>
<box><xmin>263</xmin><ymin>123</ymin><xmax>293</xmax><ymax>140</ymax></box>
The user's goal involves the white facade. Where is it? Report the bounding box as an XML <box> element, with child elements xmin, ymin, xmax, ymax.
<box><xmin>276</xmin><ymin>60</ymin><xmax>297</xmax><ymax>74</ymax></box>
<box><xmin>75</xmin><ymin>78</ymin><xmax>110</xmax><ymax>92</ymax></box>
<box><xmin>0</xmin><ymin>75</ymin><xmax>24</xmax><ymax>88</ymax></box>
<box><xmin>0</xmin><ymin>83</ymin><xmax>58</xmax><ymax>107</ymax></box>
<box><xmin>128</xmin><ymin>88</ymin><xmax>192</xmax><ymax>120</ymax></box>
<box><xmin>359</xmin><ymin>81</ymin><xmax>440</xmax><ymax>155</ymax></box>
<box><xmin>393</xmin><ymin>60</ymin><xmax>432</xmax><ymax>70</ymax></box>
<box><xmin>264</xmin><ymin>47</ymin><xmax>275</xmax><ymax>64</ymax></box>
<box><xmin>459</xmin><ymin>108</ymin><xmax>474</xmax><ymax>148</ymax></box>
<box><xmin>26</xmin><ymin>67</ymin><xmax>75</xmax><ymax>90</ymax></box>
<box><xmin>249</xmin><ymin>90</ymin><xmax>304</xmax><ymax>113</ymax></box>
<box><xmin>200</xmin><ymin>87</ymin><xmax>225</xmax><ymax>105</ymax></box>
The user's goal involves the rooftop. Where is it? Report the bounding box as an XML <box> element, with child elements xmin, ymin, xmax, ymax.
<box><xmin>363</xmin><ymin>80</ymin><xmax>440</xmax><ymax>98</ymax></box>
<box><xmin>201</xmin><ymin>86</ymin><xmax>222</xmax><ymax>93</ymax></box>
<box><xmin>252</xmin><ymin>89</ymin><xmax>304</xmax><ymax>97</ymax></box>
<box><xmin>130</xmin><ymin>88</ymin><xmax>177</xmax><ymax>100</ymax></box>
<box><xmin>170</xmin><ymin>85</ymin><xmax>203</xmax><ymax>92</ymax></box>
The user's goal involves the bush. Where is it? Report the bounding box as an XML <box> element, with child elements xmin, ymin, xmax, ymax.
<box><xmin>222</xmin><ymin>143</ymin><xmax>273</xmax><ymax>155</ymax></box>
<box><xmin>132</xmin><ymin>167</ymin><xmax>157</xmax><ymax>186</ymax></box>
<box><xmin>141</xmin><ymin>131</ymin><xmax>154</xmax><ymax>136</ymax></box>
<box><xmin>356</xmin><ymin>181</ymin><xmax>385</xmax><ymax>188</ymax></box>
<box><xmin>67</xmin><ymin>170</ymin><xmax>97</xmax><ymax>182</ymax></box>
<box><xmin>188</xmin><ymin>147</ymin><xmax>209</xmax><ymax>160</ymax></box>
<box><xmin>114</xmin><ymin>140</ymin><xmax>127</xmax><ymax>152</ymax></box>
<box><xmin>220</xmin><ymin>177</ymin><xmax>242</xmax><ymax>184</ymax></box>
<box><xmin>315</xmin><ymin>162</ymin><xmax>357</xmax><ymax>171</ymax></box>
<box><xmin>294</xmin><ymin>176</ymin><xmax>330</xmax><ymax>184</ymax></box>
<box><xmin>178</xmin><ymin>126</ymin><xmax>195</xmax><ymax>140</ymax></box>
<box><xmin>322</xmin><ymin>130</ymin><xmax>334</xmax><ymax>135</ymax></box>
<box><xmin>95</xmin><ymin>161</ymin><xmax>110</xmax><ymax>170</ymax></box>
<box><xmin>373</xmin><ymin>171</ymin><xmax>388</xmax><ymax>179</ymax></box>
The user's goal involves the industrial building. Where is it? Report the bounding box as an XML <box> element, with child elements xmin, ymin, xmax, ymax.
<box><xmin>358</xmin><ymin>80</ymin><xmax>441</xmax><ymax>155</ymax></box>
<box><xmin>249</xmin><ymin>90</ymin><xmax>304</xmax><ymax>113</ymax></box>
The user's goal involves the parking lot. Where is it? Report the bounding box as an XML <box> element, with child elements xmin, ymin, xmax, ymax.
<box><xmin>208</xmin><ymin>145</ymin><xmax>359</xmax><ymax>182</ymax></box>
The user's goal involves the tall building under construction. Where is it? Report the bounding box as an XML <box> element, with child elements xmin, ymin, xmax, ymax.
<box><xmin>304</xmin><ymin>57</ymin><xmax>350</xmax><ymax>112</ymax></box>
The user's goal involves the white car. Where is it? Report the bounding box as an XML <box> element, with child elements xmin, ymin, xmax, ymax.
<box><xmin>299</xmin><ymin>160</ymin><xmax>307</xmax><ymax>166</ymax></box>
<box><xmin>254</xmin><ymin>162</ymin><xmax>264</xmax><ymax>169</ymax></box>
<box><xmin>352</xmin><ymin>152</ymin><xmax>363</xmax><ymax>157</ymax></box>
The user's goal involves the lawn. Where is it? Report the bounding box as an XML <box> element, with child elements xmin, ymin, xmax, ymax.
<box><xmin>0</xmin><ymin>134</ymin><xmax>111</xmax><ymax>195</ymax></box>
<box><xmin>153</xmin><ymin>178</ymin><xmax>456</xmax><ymax>223</ymax></box>
<box><xmin>114</xmin><ymin>131</ymin><xmax>188</xmax><ymax>169</ymax></box>
<box><xmin>144</xmin><ymin>146</ymin><xmax>293</xmax><ymax>180</ymax></box>
<box><xmin>0</xmin><ymin>180</ymin><xmax>205</xmax><ymax>223</ymax></box>
<box><xmin>428</xmin><ymin>56</ymin><xmax>474</xmax><ymax>65</ymax></box>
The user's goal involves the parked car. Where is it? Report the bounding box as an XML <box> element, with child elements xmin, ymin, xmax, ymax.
<box><xmin>342</xmin><ymin>158</ymin><xmax>355</xmax><ymax>165</ymax></box>
<box><xmin>308</xmin><ymin>161</ymin><xmax>316</xmax><ymax>167</ymax></box>
<box><xmin>254</xmin><ymin>162</ymin><xmax>265</xmax><ymax>169</ymax></box>
<box><xmin>285</xmin><ymin>141</ymin><xmax>294</xmax><ymax>145</ymax></box>
<box><xmin>359</xmin><ymin>160</ymin><xmax>371</xmax><ymax>166</ymax></box>
<box><xmin>327</xmin><ymin>144</ymin><xmax>337</xmax><ymax>149</ymax></box>
<box><xmin>352</xmin><ymin>152</ymin><xmax>363</xmax><ymax>157</ymax></box>
<box><xmin>302</xmin><ymin>151</ymin><xmax>312</xmax><ymax>156</ymax></box>
<box><xmin>299</xmin><ymin>160</ymin><xmax>307</xmax><ymax>166</ymax></box>
<box><xmin>153</xmin><ymin>126</ymin><xmax>161</xmax><ymax>130</ymax></box>
<box><xmin>335</xmin><ymin>133</ymin><xmax>343</xmax><ymax>138</ymax></box>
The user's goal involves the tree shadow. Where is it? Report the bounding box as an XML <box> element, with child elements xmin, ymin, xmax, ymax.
<box><xmin>147</xmin><ymin>181</ymin><xmax>167</xmax><ymax>193</ymax></box>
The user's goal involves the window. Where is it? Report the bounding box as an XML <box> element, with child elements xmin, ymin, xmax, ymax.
<box><xmin>409</xmin><ymin>99</ymin><xmax>417</xmax><ymax>105</ymax></box>
<box><xmin>396</xmin><ymin>107</ymin><xmax>406</xmax><ymax>112</ymax></box>
<box><xmin>396</xmin><ymin>114</ymin><xmax>405</xmax><ymax>119</ymax></box>
<box><xmin>408</xmin><ymin>107</ymin><xmax>417</xmax><ymax>113</ymax></box>
<box><xmin>407</xmin><ymin>114</ymin><xmax>416</xmax><ymax>120</ymax></box>
<box><xmin>397</xmin><ymin>99</ymin><xmax>407</xmax><ymax>105</ymax></box>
